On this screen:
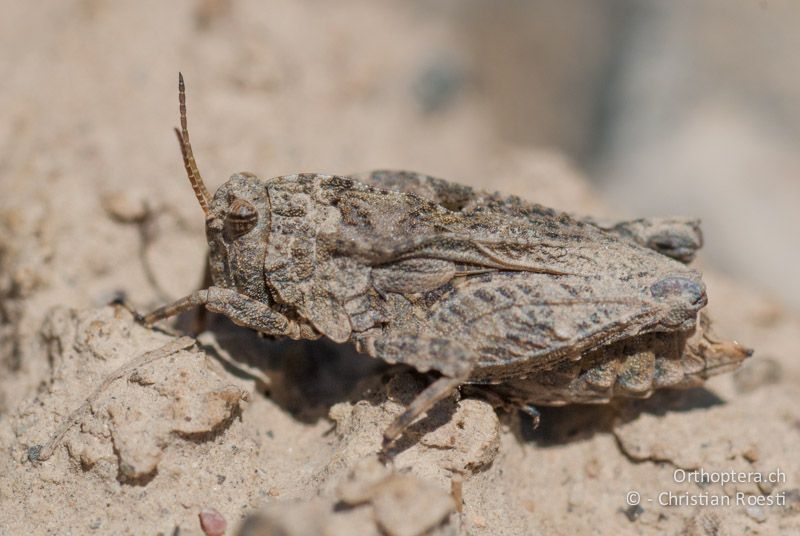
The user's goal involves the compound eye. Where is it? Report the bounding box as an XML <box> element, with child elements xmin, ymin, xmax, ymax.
<box><xmin>224</xmin><ymin>198</ymin><xmax>258</xmax><ymax>239</ymax></box>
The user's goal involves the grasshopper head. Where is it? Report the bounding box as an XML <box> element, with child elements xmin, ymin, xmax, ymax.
<box><xmin>203</xmin><ymin>173</ymin><xmax>271</xmax><ymax>294</ymax></box>
<box><xmin>173</xmin><ymin>74</ymin><xmax>271</xmax><ymax>297</ymax></box>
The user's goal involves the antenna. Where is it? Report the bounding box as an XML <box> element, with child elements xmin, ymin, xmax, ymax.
<box><xmin>177</xmin><ymin>73</ymin><xmax>211</xmax><ymax>215</ymax></box>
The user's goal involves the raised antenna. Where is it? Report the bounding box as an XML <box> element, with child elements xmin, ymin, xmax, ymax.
<box><xmin>177</xmin><ymin>73</ymin><xmax>211</xmax><ymax>215</ymax></box>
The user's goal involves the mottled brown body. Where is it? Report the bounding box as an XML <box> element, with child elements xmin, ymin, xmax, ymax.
<box><xmin>143</xmin><ymin>77</ymin><xmax>750</xmax><ymax>445</ymax></box>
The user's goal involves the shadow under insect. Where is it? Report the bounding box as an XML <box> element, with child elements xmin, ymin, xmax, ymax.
<box><xmin>520</xmin><ymin>387</ymin><xmax>725</xmax><ymax>447</ymax></box>
<box><xmin>197</xmin><ymin>314</ymin><xmax>385</xmax><ymax>424</ymax></box>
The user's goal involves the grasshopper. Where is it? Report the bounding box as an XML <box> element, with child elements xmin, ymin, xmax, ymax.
<box><xmin>142</xmin><ymin>75</ymin><xmax>750</xmax><ymax>446</ymax></box>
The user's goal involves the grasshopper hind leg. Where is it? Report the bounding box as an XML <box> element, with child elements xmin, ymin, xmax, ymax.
<box><xmin>383</xmin><ymin>375</ymin><xmax>465</xmax><ymax>447</ymax></box>
<box><xmin>374</xmin><ymin>335</ymin><xmax>477</xmax><ymax>448</ymax></box>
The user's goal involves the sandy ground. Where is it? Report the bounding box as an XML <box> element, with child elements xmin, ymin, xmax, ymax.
<box><xmin>1</xmin><ymin>1</ymin><xmax>799</xmax><ymax>535</ymax></box>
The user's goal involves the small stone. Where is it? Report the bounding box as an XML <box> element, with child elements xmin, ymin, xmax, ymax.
<box><xmin>683</xmin><ymin>512</ymin><xmax>721</xmax><ymax>536</ymax></box>
<box><xmin>336</xmin><ymin>456</ymin><xmax>391</xmax><ymax>505</ymax></box>
<box><xmin>101</xmin><ymin>191</ymin><xmax>150</xmax><ymax>223</ymax></box>
<box><xmin>742</xmin><ymin>445</ymin><xmax>760</xmax><ymax>463</ymax></box>
<box><xmin>624</xmin><ymin>504</ymin><xmax>644</xmax><ymax>522</ymax></box>
<box><xmin>369</xmin><ymin>473</ymin><xmax>454</xmax><ymax>536</ymax></box>
<box><xmin>27</xmin><ymin>445</ymin><xmax>43</xmax><ymax>462</ymax></box>
<box><xmin>757</xmin><ymin>477</ymin><xmax>775</xmax><ymax>496</ymax></box>
<box><xmin>199</xmin><ymin>507</ymin><xmax>227</xmax><ymax>536</ymax></box>
<box><xmin>745</xmin><ymin>505</ymin><xmax>766</xmax><ymax>523</ymax></box>
<box><xmin>268</xmin><ymin>487</ymin><xmax>280</xmax><ymax>497</ymax></box>
<box><xmin>237</xmin><ymin>500</ymin><xmax>329</xmax><ymax>536</ymax></box>
<box><xmin>170</xmin><ymin>385</ymin><xmax>247</xmax><ymax>437</ymax></box>
<box><xmin>418</xmin><ymin>398</ymin><xmax>500</xmax><ymax>473</ymax></box>
<box><xmin>780</xmin><ymin>489</ymin><xmax>800</xmax><ymax>515</ymax></box>
<box><xmin>584</xmin><ymin>457</ymin><xmax>601</xmax><ymax>478</ymax></box>
<box><xmin>451</xmin><ymin>477</ymin><xmax>463</xmax><ymax>513</ymax></box>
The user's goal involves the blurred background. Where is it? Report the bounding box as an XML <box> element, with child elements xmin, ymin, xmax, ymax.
<box><xmin>2</xmin><ymin>0</ymin><xmax>799</xmax><ymax>310</ymax></box>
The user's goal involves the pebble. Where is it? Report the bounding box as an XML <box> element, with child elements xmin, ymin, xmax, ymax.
<box><xmin>101</xmin><ymin>191</ymin><xmax>149</xmax><ymax>223</ymax></box>
<box><xmin>745</xmin><ymin>505</ymin><xmax>766</xmax><ymax>523</ymax></box>
<box><xmin>199</xmin><ymin>508</ymin><xmax>227</xmax><ymax>536</ymax></box>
